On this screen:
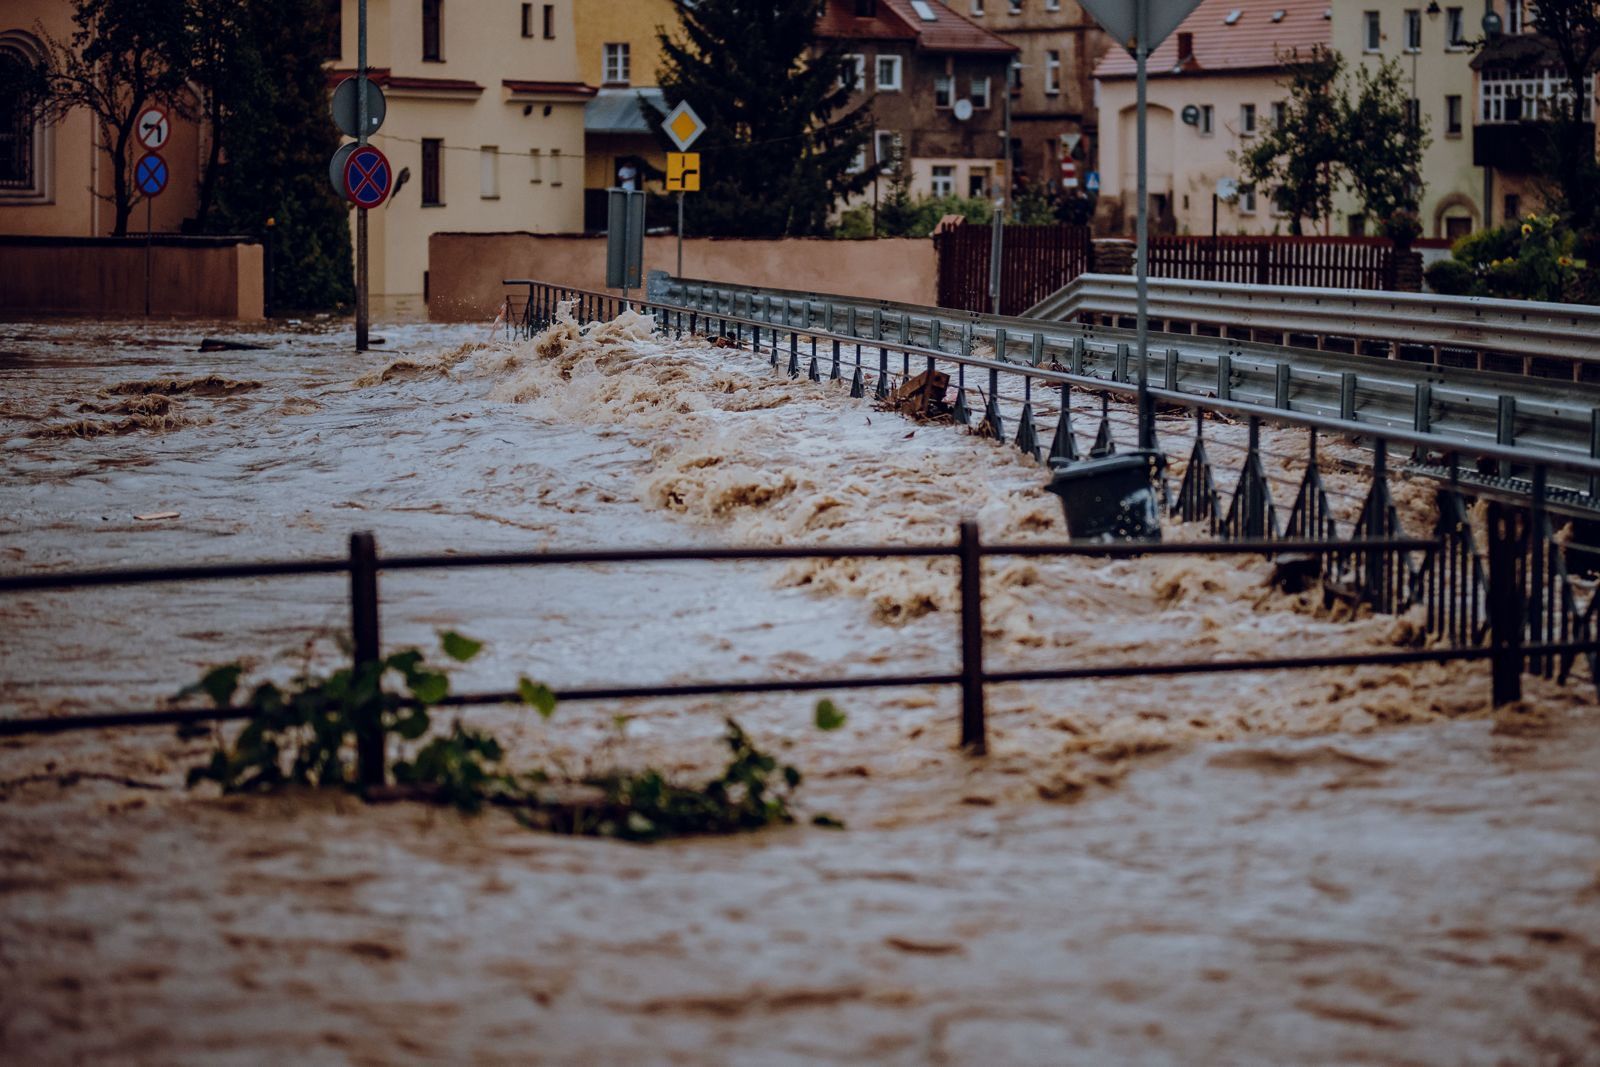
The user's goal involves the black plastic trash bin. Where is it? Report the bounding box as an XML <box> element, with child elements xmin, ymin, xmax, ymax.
<box><xmin>1045</xmin><ymin>450</ymin><xmax>1163</xmax><ymax>542</ymax></box>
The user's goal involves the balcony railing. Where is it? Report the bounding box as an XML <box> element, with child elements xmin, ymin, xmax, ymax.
<box><xmin>1478</xmin><ymin>69</ymin><xmax>1595</xmax><ymax>124</ymax></box>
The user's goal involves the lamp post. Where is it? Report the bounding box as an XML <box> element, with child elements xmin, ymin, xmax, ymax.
<box><xmin>989</xmin><ymin>57</ymin><xmax>1017</xmax><ymax>316</ymax></box>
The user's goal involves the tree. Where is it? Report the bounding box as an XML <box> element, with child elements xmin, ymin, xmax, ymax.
<box><xmin>200</xmin><ymin>0</ymin><xmax>352</xmax><ymax>310</ymax></box>
<box><xmin>1342</xmin><ymin>57</ymin><xmax>1430</xmax><ymax>233</ymax></box>
<box><xmin>1526</xmin><ymin>2</ymin><xmax>1600</xmax><ymax>240</ymax></box>
<box><xmin>876</xmin><ymin>141</ymin><xmax>916</xmax><ymax>237</ymax></box>
<box><xmin>1235</xmin><ymin>47</ymin><xmax>1346</xmax><ymax>235</ymax></box>
<box><xmin>654</xmin><ymin>0</ymin><xmax>875</xmax><ymax>236</ymax></box>
<box><xmin>31</xmin><ymin>0</ymin><xmax>190</xmax><ymax>236</ymax></box>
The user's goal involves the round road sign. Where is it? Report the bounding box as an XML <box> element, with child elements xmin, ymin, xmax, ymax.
<box><xmin>329</xmin><ymin>142</ymin><xmax>358</xmax><ymax>199</ymax></box>
<box><xmin>342</xmin><ymin>144</ymin><xmax>392</xmax><ymax>209</ymax></box>
<box><xmin>331</xmin><ymin>77</ymin><xmax>387</xmax><ymax>138</ymax></box>
<box><xmin>136</xmin><ymin>107</ymin><xmax>170</xmax><ymax>150</ymax></box>
<box><xmin>135</xmin><ymin>152</ymin><xmax>168</xmax><ymax>196</ymax></box>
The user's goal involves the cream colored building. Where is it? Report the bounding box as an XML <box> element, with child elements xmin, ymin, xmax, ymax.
<box><xmin>328</xmin><ymin>0</ymin><xmax>591</xmax><ymax>304</ymax></box>
<box><xmin>1094</xmin><ymin>0</ymin><xmax>1330</xmax><ymax>236</ymax></box>
<box><xmin>1331</xmin><ymin>0</ymin><xmax>1483</xmax><ymax>238</ymax></box>
<box><xmin>0</xmin><ymin>0</ymin><xmax>202</xmax><ymax>237</ymax></box>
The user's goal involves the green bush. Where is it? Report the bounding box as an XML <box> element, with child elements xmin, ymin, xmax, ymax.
<box><xmin>1423</xmin><ymin>257</ymin><xmax>1475</xmax><ymax>295</ymax></box>
<box><xmin>1427</xmin><ymin>214</ymin><xmax>1585</xmax><ymax>303</ymax></box>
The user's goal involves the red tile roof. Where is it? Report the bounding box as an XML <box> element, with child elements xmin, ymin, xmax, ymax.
<box><xmin>817</xmin><ymin>0</ymin><xmax>1016</xmax><ymax>55</ymax></box>
<box><xmin>324</xmin><ymin>67</ymin><xmax>485</xmax><ymax>93</ymax></box>
<box><xmin>502</xmin><ymin>80</ymin><xmax>598</xmax><ymax>97</ymax></box>
<box><xmin>1094</xmin><ymin>0</ymin><xmax>1329</xmax><ymax>79</ymax></box>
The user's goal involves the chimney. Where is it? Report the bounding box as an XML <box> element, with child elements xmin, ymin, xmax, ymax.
<box><xmin>1177</xmin><ymin>32</ymin><xmax>1194</xmax><ymax>64</ymax></box>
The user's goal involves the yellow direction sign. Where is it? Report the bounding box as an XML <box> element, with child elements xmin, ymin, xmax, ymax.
<box><xmin>666</xmin><ymin>152</ymin><xmax>700</xmax><ymax>193</ymax></box>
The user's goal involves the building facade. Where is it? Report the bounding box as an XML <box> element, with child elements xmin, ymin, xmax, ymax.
<box><xmin>819</xmin><ymin>0</ymin><xmax>1016</xmax><ymax>204</ymax></box>
<box><xmin>1094</xmin><ymin>0</ymin><xmax>1329</xmax><ymax>236</ymax></box>
<box><xmin>960</xmin><ymin>0</ymin><xmax>1110</xmax><ymax>197</ymax></box>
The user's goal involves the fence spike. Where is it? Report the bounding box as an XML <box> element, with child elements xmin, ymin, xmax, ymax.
<box><xmin>1015</xmin><ymin>402</ymin><xmax>1040</xmax><ymax>461</ymax></box>
<box><xmin>831</xmin><ymin>339</ymin><xmax>842</xmax><ymax>381</ymax></box>
<box><xmin>1048</xmin><ymin>383</ymin><xmax>1079</xmax><ymax>465</ymax></box>
<box><xmin>1090</xmin><ymin>396</ymin><xmax>1115</xmax><ymax>458</ymax></box>
<box><xmin>808</xmin><ymin>355</ymin><xmax>820</xmax><ymax>382</ymax></box>
<box><xmin>850</xmin><ymin>365</ymin><xmax>865</xmax><ymax>399</ymax></box>
<box><xmin>953</xmin><ymin>387</ymin><xmax>972</xmax><ymax>425</ymax></box>
<box><xmin>788</xmin><ymin>343</ymin><xmax>800</xmax><ymax>379</ymax></box>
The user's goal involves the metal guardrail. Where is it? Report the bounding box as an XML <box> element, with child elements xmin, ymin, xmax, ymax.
<box><xmin>1030</xmin><ymin>273</ymin><xmax>1600</xmax><ymax>372</ymax></box>
<box><xmin>646</xmin><ymin>271</ymin><xmax>1600</xmax><ymax>498</ymax></box>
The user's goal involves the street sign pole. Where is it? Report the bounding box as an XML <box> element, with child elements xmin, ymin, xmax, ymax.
<box><xmin>677</xmin><ymin>192</ymin><xmax>684</xmax><ymax>278</ymax></box>
<box><xmin>990</xmin><ymin>58</ymin><xmax>1015</xmax><ymax>316</ymax></box>
<box><xmin>145</xmin><ymin>194</ymin><xmax>152</xmax><ymax>318</ymax></box>
<box><xmin>356</xmin><ymin>0</ymin><xmax>369</xmax><ymax>352</ymax></box>
<box><xmin>1135</xmin><ymin>0</ymin><xmax>1153</xmax><ymax>449</ymax></box>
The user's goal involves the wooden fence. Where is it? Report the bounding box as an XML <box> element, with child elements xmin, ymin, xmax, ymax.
<box><xmin>935</xmin><ymin>223</ymin><xmax>1092</xmax><ymax>317</ymax></box>
<box><xmin>1147</xmin><ymin>235</ymin><xmax>1395</xmax><ymax>290</ymax></box>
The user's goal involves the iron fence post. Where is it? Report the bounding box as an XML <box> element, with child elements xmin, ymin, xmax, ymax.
<box><xmin>959</xmin><ymin>520</ymin><xmax>987</xmax><ymax>754</ymax></box>
<box><xmin>349</xmin><ymin>531</ymin><xmax>384</xmax><ymax>787</ymax></box>
<box><xmin>1486</xmin><ymin>501</ymin><xmax>1523</xmax><ymax>706</ymax></box>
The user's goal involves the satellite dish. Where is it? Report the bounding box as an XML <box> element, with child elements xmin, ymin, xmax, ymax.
<box><xmin>953</xmin><ymin>98</ymin><xmax>974</xmax><ymax>121</ymax></box>
<box><xmin>1216</xmin><ymin>177</ymin><xmax>1239</xmax><ymax>202</ymax></box>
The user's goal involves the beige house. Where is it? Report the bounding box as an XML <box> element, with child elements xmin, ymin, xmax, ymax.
<box><xmin>327</xmin><ymin>0</ymin><xmax>592</xmax><ymax>307</ymax></box>
<box><xmin>1093</xmin><ymin>0</ymin><xmax>1329</xmax><ymax>236</ymax></box>
<box><xmin>1331</xmin><ymin>0</ymin><xmax>1483</xmax><ymax>239</ymax></box>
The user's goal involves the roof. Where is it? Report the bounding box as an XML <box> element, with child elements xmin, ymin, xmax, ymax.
<box><xmin>1094</xmin><ymin>0</ymin><xmax>1329</xmax><ymax>79</ymax></box>
<box><xmin>585</xmin><ymin>88</ymin><xmax>667</xmax><ymax>133</ymax></box>
<box><xmin>503</xmin><ymin>80</ymin><xmax>598</xmax><ymax>98</ymax></box>
<box><xmin>324</xmin><ymin>68</ymin><xmax>484</xmax><ymax>94</ymax></box>
<box><xmin>816</xmin><ymin>0</ymin><xmax>1015</xmax><ymax>56</ymax></box>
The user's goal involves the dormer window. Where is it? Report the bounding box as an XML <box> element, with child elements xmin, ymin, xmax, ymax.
<box><xmin>1224</xmin><ymin>9</ymin><xmax>1242</xmax><ymax>24</ymax></box>
<box><xmin>856</xmin><ymin>0</ymin><xmax>878</xmax><ymax>16</ymax></box>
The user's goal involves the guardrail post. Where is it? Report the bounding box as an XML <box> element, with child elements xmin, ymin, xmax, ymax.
<box><xmin>1116</xmin><ymin>342</ymin><xmax>1130</xmax><ymax>384</ymax></box>
<box><xmin>1071</xmin><ymin>336</ymin><xmax>1085</xmax><ymax>375</ymax></box>
<box><xmin>1339</xmin><ymin>372</ymin><xmax>1357</xmax><ymax>422</ymax></box>
<box><xmin>959</xmin><ymin>520</ymin><xmax>986</xmax><ymax>754</ymax></box>
<box><xmin>1274</xmin><ymin>363</ymin><xmax>1291</xmax><ymax>409</ymax></box>
<box><xmin>1486</xmin><ymin>501</ymin><xmax>1523</xmax><ymax>706</ymax></box>
<box><xmin>1165</xmin><ymin>348</ymin><xmax>1179</xmax><ymax>391</ymax></box>
<box><xmin>1589</xmin><ymin>409</ymin><xmax>1600</xmax><ymax>501</ymax></box>
<box><xmin>349</xmin><ymin>531</ymin><xmax>385</xmax><ymax>787</ymax></box>
<box><xmin>1216</xmin><ymin>353</ymin><xmax>1232</xmax><ymax>402</ymax></box>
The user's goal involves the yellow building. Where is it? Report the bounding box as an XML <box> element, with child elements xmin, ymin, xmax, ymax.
<box><xmin>1331</xmin><ymin>0</ymin><xmax>1483</xmax><ymax>239</ymax></box>
<box><xmin>328</xmin><ymin>0</ymin><xmax>591</xmax><ymax>307</ymax></box>
<box><xmin>0</xmin><ymin>0</ymin><xmax>202</xmax><ymax>237</ymax></box>
<box><xmin>573</xmin><ymin>0</ymin><xmax>680</xmax><ymax>229</ymax></box>
<box><xmin>1093</xmin><ymin>0</ymin><xmax>1329</xmax><ymax>236</ymax></box>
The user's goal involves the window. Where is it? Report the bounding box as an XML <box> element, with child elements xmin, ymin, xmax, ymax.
<box><xmin>327</xmin><ymin>0</ymin><xmax>342</xmax><ymax>58</ymax></box>
<box><xmin>1508</xmin><ymin>0</ymin><xmax>1524</xmax><ymax>33</ymax></box>
<box><xmin>550</xmin><ymin>147</ymin><xmax>563</xmax><ymax>186</ymax></box>
<box><xmin>1504</xmin><ymin>194</ymin><xmax>1520</xmax><ymax>222</ymax></box>
<box><xmin>421</xmin><ymin>138</ymin><xmax>442</xmax><ymax>205</ymax></box>
<box><xmin>603</xmin><ymin>43</ymin><xmax>630</xmax><ymax>84</ymax></box>
<box><xmin>910</xmin><ymin>0</ymin><xmax>939</xmax><ymax>19</ymax></box>
<box><xmin>1404</xmin><ymin>8</ymin><xmax>1420</xmax><ymax>50</ymax></box>
<box><xmin>1446</xmin><ymin>6</ymin><xmax>1465</xmax><ymax>46</ymax></box>
<box><xmin>969</xmin><ymin>167</ymin><xmax>990</xmax><ymax>196</ymax></box>
<box><xmin>1270</xmin><ymin>186</ymin><xmax>1288</xmax><ymax>216</ymax></box>
<box><xmin>521</xmin><ymin>4</ymin><xmax>533</xmax><ymax>37</ymax></box>
<box><xmin>1199</xmin><ymin>103</ymin><xmax>1214</xmax><ymax>135</ymax></box>
<box><xmin>480</xmin><ymin>146</ymin><xmax>499</xmax><ymax>198</ymax></box>
<box><xmin>1446</xmin><ymin>94</ymin><xmax>1462</xmax><ymax>134</ymax></box>
<box><xmin>529</xmin><ymin>148</ymin><xmax>542</xmax><ymax>184</ymax></box>
<box><xmin>842</xmin><ymin>53</ymin><xmax>866</xmax><ymax>91</ymax></box>
<box><xmin>1348</xmin><ymin>213</ymin><xmax>1367</xmax><ymax>236</ymax></box>
<box><xmin>1445</xmin><ymin>216</ymin><xmax>1472</xmax><ymax>239</ymax></box>
<box><xmin>971</xmin><ymin>76</ymin><xmax>991</xmax><ymax>109</ymax></box>
<box><xmin>1363</xmin><ymin>10</ymin><xmax>1380</xmax><ymax>51</ymax></box>
<box><xmin>856</xmin><ymin>0</ymin><xmax>878</xmax><ymax>14</ymax></box>
<box><xmin>1238</xmin><ymin>184</ymin><xmax>1256</xmax><ymax>213</ymax></box>
<box><xmin>876</xmin><ymin>54</ymin><xmax>902</xmax><ymax>91</ymax></box>
<box><xmin>544</xmin><ymin>4</ymin><xmax>554</xmax><ymax>38</ymax></box>
<box><xmin>1045</xmin><ymin>49</ymin><xmax>1061</xmax><ymax>94</ymax></box>
<box><xmin>875</xmin><ymin>129</ymin><xmax>900</xmax><ymax>170</ymax></box>
<box><xmin>1045</xmin><ymin>0</ymin><xmax>1060</xmax><ymax>9</ymax></box>
<box><xmin>1009</xmin><ymin>63</ymin><xmax>1022</xmax><ymax>92</ymax></box>
<box><xmin>1271</xmin><ymin>100</ymin><xmax>1287</xmax><ymax>129</ymax></box>
<box><xmin>971</xmin><ymin>0</ymin><xmax>984</xmax><ymax>14</ymax></box>
<box><xmin>931</xmin><ymin>165</ymin><xmax>955</xmax><ymax>197</ymax></box>
<box><xmin>934</xmin><ymin>73</ymin><xmax>953</xmax><ymax>107</ymax></box>
<box><xmin>1007</xmin><ymin>0</ymin><xmax>1021</xmax><ymax>13</ymax></box>
<box><xmin>422</xmin><ymin>0</ymin><xmax>442</xmax><ymax>61</ymax></box>
<box><xmin>849</xmin><ymin>145</ymin><xmax>867</xmax><ymax>173</ymax></box>
<box><xmin>1239</xmin><ymin>102</ymin><xmax>1256</xmax><ymax>135</ymax></box>
<box><xmin>0</xmin><ymin>35</ymin><xmax>48</xmax><ymax>201</ymax></box>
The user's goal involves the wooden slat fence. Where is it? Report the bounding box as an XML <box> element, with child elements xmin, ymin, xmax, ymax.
<box><xmin>935</xmin><ymin>223</ymin><xmax>1092</xmax><ymax>317</ymax></box>
<box><xmin>1146</xmin><ymin>235</ymin><xmax>1395</xmax><ymax>290</ymax></box>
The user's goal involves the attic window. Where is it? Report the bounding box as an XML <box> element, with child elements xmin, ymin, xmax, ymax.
<box><xmin>855</xmin><ymin>0</ymin><xmax>878</xmax><ymax>16</ymax></box>
<box><xmin>1223</xmin><ymin>9</ymin><xmax>1242</xmax><ymax>24</ymax></box>
<box><xmin>911</xmin><ymin>0</ymin><xmax>939</xmax><ymax>19</ymax></box>
<box><xmin>1271</xmin><ymin>9</ymin><xmax>1285</xmax><ymax>20</ymax></box>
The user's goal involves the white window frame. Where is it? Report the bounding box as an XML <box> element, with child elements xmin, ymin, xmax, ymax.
<box><xmin>1270</xmin><ymin>186</ymin><xmax>1288</xmax><ymax>216</ymax></box>
<box><xmin>931</xmin><ymin>165</ymin><xmax>955</xmax><ymax>198</ymax></box>
<box><xmin>1446</xmin><ymin>7</ymin><xmax>1466</xmax><ymax>48</ymax></box>
<box><xmin>1199</xmin><ymin>103</ymin><xmax>1214</xmax><ymax>136</ymax></box>
<box><xmin>971</xmin><ymin>0</ymin><xmax>984</xmax><ymax>14</ymax></box>
<box><xmin>529</xmin><ymin>147</ymin><xmax>543</xmax><ymax>184</ymax></box>
<box><xmin>875</xmin><ymin>129</ymin><xmax>900</xmax><ymax>170</ymax></box>
<box><xmin>1045</xmin><ymin>49</ymin><xmax>1061</xmax><ymax>95</ymax></box>
<box><xmin>968</xmin><ymin>166</ymin><xmax>991</xmax><ymax>197</ymax></box>
<box><xmin>1445</xmin><ymin>93</ymin><xmax>1462</xmax><ymax>135</ymax></box>
<box><xmin>842</xmin><ymin>53</ymin><xmax>866</xmax><ymax>91</ymax></box>
<box><xmin>1403</xmin><ymin>9</ymin><xmax>1421</xmax><ymax>51</ymax></box>
<box><xmin>480</xmin><ymin>145</ymin><xmax>499</xmax><ymax>199</ymax></box>
<box><xmin>971</xmin><ymin>76</ymin><xmax>992</xmax><ymax>110</ymax></box>
<box><xmin>1007</xmin><ymin>0</ymin><xmax>1022</xmax><ymax>13</ymax></box>
<box><xmin>876</xmin><ymin>54</ymin><xmax>902</xmax><ymax>91</ymax></box>
<box><xmin>603</xmin><ymin>42</ymin><xmax>630</xmax><ymax>85</ymax></box>
<box><xmin>1507</xmin><ymin>0</ymin><xmax>1524</xmax><ymax>34</ymax></box>
<box><xmin>549</xmin><ymin>147</ymin><xmax>562</xmax><ymax>187</ymax></box>
<box><xmin>1045</xmin><ymin>0</ymin><xmax>1060</xmax><ymax>9</ymax></box>
<box><xmin>1239</xmin><ymin>102</ymin><xmax>1256</xmax><ymax>136</ymax></box>
<box><xmin>934</xmin><ymin>73</ymin><xmax>954</xmax><ymax>108</ymax></box>
<box><xmin>849</xmin><ymin>145</ymin><xmax>867</xmax><ymax>173</ymax></box>
<box><xmin>1239</xmin><ymin>185</ymin><xmax>1256</xmax><ymax>213</ymax></box>
<box><xmin>1363</xmin><ymin>10</ymin><xmax>1381</xmax><ymax>51</ymax></box>
<box><xmin>1271</xmin><ymin>100</ymin><xmax>1287</xmax><ymax>129</ymax></box>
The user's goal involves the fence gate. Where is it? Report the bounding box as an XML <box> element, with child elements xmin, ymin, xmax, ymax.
<box><xmin>936</xmin><ymin>222</ymin><xmax>1092</xmax><ymax>317</ymax></box>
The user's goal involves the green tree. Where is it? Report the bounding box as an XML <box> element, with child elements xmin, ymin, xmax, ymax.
<box><xmin>201</xmin><ymin>0</ymin><xmax>352</xmax><ymax>310</ymax></box>
<box><xmin>1235</xmin><ymin>46</ymin><xmax>1346</xmax><ymax>235</ymax></box>
<box><xmin>29</xmin><ymin>0</ymin><xmax>190</xmax><ymax>236</ymax></box>
<box><xmin>654</xmin><ymin>0</ymin><xmax>875</xmax><ymax>236</ymax></box>
<box><xmin>1342</xmin><ymin>57</ymin><xmax>1430</xmax><ymax>233</ymax></box>
<box><xmin>876</xmin><ymin>141</ymin><xmax>916</xmax><ymax>236</ymax></box>
<box><xmin>1525</xmin><ymin>1</ymin><xmax>1600</xmax><ymax>264</ymax></box>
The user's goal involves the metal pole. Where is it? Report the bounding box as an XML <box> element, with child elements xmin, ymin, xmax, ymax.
<box><xmin>990</xmin><ymin>61</ymin><xmax>1015</xmax><ymax>316</ymax></box>
<box><xmin>958</xmin><ymin>520</ymin><xmax>986</xmax><ymax>754</ymax></box>
<box><xmin>1486</xmin><ymin>501</ymin><xmax>1522</xmax><ymax>706</ymax></box>
<box><xmin>144</xmin><ymin>195</ymin><xmax>152</xmax><ymax>317</ymax></box>
<box><xmin>676</xmin><ymin>191</ymin><xmax>684</xmax><ymax>278</ymax></box>
<box><xmin>349</xmin><ymin>531</ymin><xmax>385</xmax><ymax>786</ymax></box>
<box><xmin>356</xmin><ymin>0</ymin><xmax>370</xmax><ymax>352</ymax></box>
<box><xmin>1135</xmin><ymin>2</ymin><xmax>1154</xmax><ymax>450</ymax></box>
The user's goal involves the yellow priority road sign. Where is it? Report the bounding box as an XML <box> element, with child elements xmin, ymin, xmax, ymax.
<box><xmin>666</xmin><ymin>152</ymin><xmax>700</xmax><ymax>193</ymax></box>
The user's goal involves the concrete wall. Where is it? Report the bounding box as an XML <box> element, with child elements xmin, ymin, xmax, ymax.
<box><xmin>427</xmin><ymin>232</ymin><xmax>939</xmax><ymax>321</ymax></box>
<box><xmin>0</xmin><ymin>238</ymin><xmax>264</xmax><ymax>319</ymax></box>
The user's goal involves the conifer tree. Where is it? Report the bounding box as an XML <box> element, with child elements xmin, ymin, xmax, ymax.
<box><xmin>654</xmin><ymin>0</ymin><xmax>875</xmax><ymax>236</ymax></box>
